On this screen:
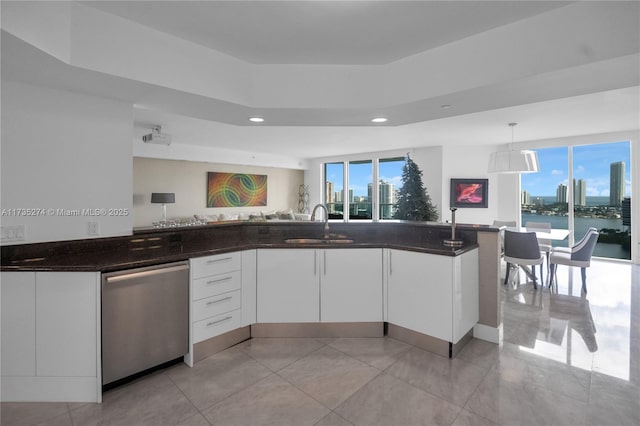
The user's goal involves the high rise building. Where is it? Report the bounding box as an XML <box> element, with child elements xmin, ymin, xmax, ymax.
<box><xmin>622</xmin><ymin>197</ymin><xmax>631</xmax><ymax>227</ymax></box>
<box><xmin>379</xmin><ymin>180</ymin><xmax>396</xmax><ymax>219</ymax></box>
<box><xmin>574</xmin><ymin>179</ymin><xmax>586</xmax><ymax>206</ymax></box>
<box><xmin>521</xmin><ymin>190</ymin><xmax>530</xmax><ymax>205</ymax></box>
<box><xmin>335</xmin><ymin>190</ymin><xmax>343</xmax><ymax>203</ymax></box>
<box><xmin>610</xmin><ymin>161</ymin><xmax>625</xmax><ymax>206</ymax></box>
<box><xmin>326</xmin><ymin>181</ymin><xmax>334</xmax><ymax>212</ymax></box>
<box><xmin>366</xmin><ymin>181</ymin><xmax>396</xmax><ymax>219</ymax></box>
<box><xmin>556</xmin><ymin>184</ymin><xmax>567</xmax><ymax>203</ymax></box>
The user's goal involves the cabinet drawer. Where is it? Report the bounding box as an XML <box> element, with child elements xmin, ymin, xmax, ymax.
<box><xmin>193</xmin><ymin>309</ymin><xmax>241</xmax><ymax>343</ymax></box>
<box><xmin>192</xmin><ymin>271</ymin><xmax>241</xmax><ymax>301</ymax></box>
<box><xmin>191</xmin><ymin>253</ymin><xmax>241</xmax><ymax>279</ymax></box>
<box><xmin>193</xmin><ymin>290</ymin><xmax>241</xmax><ymax>322</ymax></box>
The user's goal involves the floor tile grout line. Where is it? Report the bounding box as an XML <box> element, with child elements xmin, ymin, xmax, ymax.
<box><xmin>383</xmin><ymin>346</ymin><xmax>486</xmax><ymax>412</ymax></box>
<box><xmin>163</xmin><ymin>367</ymin><xmax>227</xmax><ymax>425</ymax></box>
<box><xmin>274</xmin><ymin>355</ymin><xmax>386</xmax><ymax>415</ymax></box>
<box><xmin>234</xmin><ymin>337</ymin><xmax>330</xmax><ymax>373</ymax></box>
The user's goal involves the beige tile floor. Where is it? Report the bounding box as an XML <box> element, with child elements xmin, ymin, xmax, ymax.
<box><xmin>2</xmin><ymin>260</ymin><xmax>639</xmax><ymax>426</ymax></box>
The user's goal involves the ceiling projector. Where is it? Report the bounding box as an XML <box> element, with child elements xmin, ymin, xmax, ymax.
<box><xmin>142</xmin><ymin>126</ymin><xmax>172</xmax><ymax>145</ymax></box>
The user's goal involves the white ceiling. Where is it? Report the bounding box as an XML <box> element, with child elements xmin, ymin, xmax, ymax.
<box><xmin>2</xmin><ymin>1</ymin><xmax>639</xmax><ymax>162</ymax></box>
<box><xmin>81</xmin><ymin>1</ymin><xmax>570</xmax><ymax>65</ymax></box>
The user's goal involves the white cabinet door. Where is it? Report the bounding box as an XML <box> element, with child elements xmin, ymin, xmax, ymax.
<box><xmin>452</xmin><ymin>249</ymin><xmax>479</xmax><ymax>343</ymax></box>
<box><xmin>257</xmin><ymin>249</ymin><xmax>319</xmax><ymax>323</ymax></box>
<box><xmin>321</xmin><ymin>249</ymin><xmax>383</xmax><ymax>322</ymax></box>
<box><xmin>387</xmin><ymin>249</ymin><xmax>453</xmax><ymax>341</ymax></box>
<box><xmin>36</xmin><ymin>272</ymin><xmax>98</xmax><ymax>377</ymax></box>
<box><xmin>241</xmin><ymin>250</ymin><xmax>257</xmax><ymax>327</ymax></box>
<box><xmin>1</xmin><ymin>272</ymin><xmax>36</xmax><ymax>376</ymax></box>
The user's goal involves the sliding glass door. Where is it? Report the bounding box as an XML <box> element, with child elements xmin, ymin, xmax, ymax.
<box><xmin>521</xmin><ymin>141</ymin><xmax>631</xmax><ymax>260</ymax></box>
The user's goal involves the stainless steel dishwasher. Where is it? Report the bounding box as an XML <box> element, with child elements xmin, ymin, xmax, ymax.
<box><xmin>101</xmin><ymin>261</ymin><xmax>189</xmax><ymax>386</ymax></box>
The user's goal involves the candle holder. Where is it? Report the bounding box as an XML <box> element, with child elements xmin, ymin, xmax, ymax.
<box><xmin>443</xmin><ymin>207</ymin><xmax>464</xmax><ymax>248</ymax></box>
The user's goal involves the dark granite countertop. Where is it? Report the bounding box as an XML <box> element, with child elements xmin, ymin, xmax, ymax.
<box><xmin>1</xmin><ymin>221</ymin><xmax>496</xmax><ymax>272</ymax></box>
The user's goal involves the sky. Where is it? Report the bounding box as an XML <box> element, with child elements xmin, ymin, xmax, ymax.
<box><xmin>521</xmin><ymin>141</ymin><xmax>631</xmax><ymax>197</ymax></box>
<box><xmin>326</xmin><ymin>158</ymin><xmax>405</xmax><ymax>197</ymax></box>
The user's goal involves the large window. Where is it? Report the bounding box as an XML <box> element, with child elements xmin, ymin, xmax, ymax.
<box><xmin>324</xmin><ymin>157</ymin><xmax>405</xmax><ymax>221</ymax></box>
<box><xmin>521</xmin><ymin>141</ymin><xmax>631</xmax><ymax>260</ymax></box>
<box><xmin>348</xmin><ymin>160</ymin><xmax>373</xmax><ymax>220</ymax></box>
<box><xmin>324</xmin><ymin>162</ymin><xmax>344</xmax><ymax>219</ymax></box>
<box><xmin>379</xmin><ymin>157</ymin><xmax>405</xmax><ymax>219</ymax></box>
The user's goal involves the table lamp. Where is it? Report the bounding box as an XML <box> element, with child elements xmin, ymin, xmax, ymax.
<box><xmin>151</xmin><ymin>193</ymin><xmax>175</xmax><ymax>223</ymax></box>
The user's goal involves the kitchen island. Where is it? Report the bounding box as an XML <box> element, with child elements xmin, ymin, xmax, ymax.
<box><xmin>1</xmin><ymin>221</ymin><xmax>501</xmax><ymax>402</ymax></box>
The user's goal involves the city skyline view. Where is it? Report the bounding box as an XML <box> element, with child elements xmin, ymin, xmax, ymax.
<box><xmin>521</xmin><ymin>141</ymin><xmax>631</xmax><ymax>198</ymax></box>
<box><xmin>325</xmin><ymin>158</ymin><xmax>406</xmax><ymax>197</ymax></box>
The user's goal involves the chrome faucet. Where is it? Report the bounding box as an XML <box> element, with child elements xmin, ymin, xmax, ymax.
<box><xmin>310</xmin><ymin>203</ymin><xmax>330</xmax><ymax>238</ymax></box>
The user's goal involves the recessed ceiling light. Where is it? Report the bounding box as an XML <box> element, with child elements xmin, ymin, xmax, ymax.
<box><xmin>371</xmin><ymin>117</ymin><xmax>388</xmax><ymax>123</ymax></box>
<box><xmin>249</xmin><ymin>117</ymin><xmax>264</xmax><ymax>123</ymax></box>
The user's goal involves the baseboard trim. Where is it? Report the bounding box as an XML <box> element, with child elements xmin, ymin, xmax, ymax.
<box><xmin>473</xmin><ymin>323</ymin><xmax>501</xmax><ymax>344</ymax></box>
<box><xmin>250</xmin><ymin>322</ymin><xmax>384</xmax><ymax>338</ymax></box>
<box><xmin>387</xmin><ymin>323</ymin><xmax>450</xmax><ymax>358</ymax></box>
<box><xmin>193</xmin><ymin>326</ymin><xmax>251</xmax><ymax>363</ymax></box>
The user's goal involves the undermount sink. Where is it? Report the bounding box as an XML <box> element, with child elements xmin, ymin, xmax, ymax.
<box><xmin>284</xmin><ymin>238</ymin><xmax>354</xmax><ymax>244</ymax></box>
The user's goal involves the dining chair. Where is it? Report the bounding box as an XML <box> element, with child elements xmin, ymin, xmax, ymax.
<box><xmin>549</xmin><ymin>228</ymin><xmax>599</xmax><ymax>293</ymax></box>
<box><xmin>493</xmin><ymin>220</ymin><xmax>517</xmax><ymax>257</ymax></box>
<box><xmin>503</xmin><ymin>230</ymin><xmax>544</xmax><ymax>289</ymax></box>
<box><xmin>525</xmin><ymin>221</ymin><xmax>552</xmax><ymax>278</ymax></box>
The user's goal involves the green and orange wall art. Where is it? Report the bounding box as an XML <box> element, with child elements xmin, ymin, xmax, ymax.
<box><xmin>207</xmin><ymin>172</ymin><xmax>268</xmax><ymax>207</ymax></box>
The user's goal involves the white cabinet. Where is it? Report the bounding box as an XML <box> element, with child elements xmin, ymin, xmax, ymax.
<box><xmin>321</xmin><ymin>249</ymin><xmax>382</xmax><ymax>322</ymax></box>
<box><xmin>256</xmin><ymin>248</ymin><xmax>383</xmax><ymax>323</ymax></box>
<box><xmin>189</xmin><ymin>252</ymin><xmax>243</xmax><ymax>349</ymax></box>
<box><xmin>257</xmin><ymin>249</ymin><xmax>319</xmax><ymax>323</ymax></box>
<box><xmin>387</xmin><ymin>248</ymin><xmax>478</xmax><ymax>343</ymax></box>
<box><xmin>1</xmin><ymin>272</ymin><xmax>36</xmax><ymax>377</ymax></box>
<box><xmin>241</xmin><ymin>249</ymin><xmax>257</xmax><ymax>327</ymax></box>
<box><xmin>186</xmin><ymin>249</ymin><xmax>255</xmax><ymax>366</ymax></box>
<box><xmin>0</xmin><ymin>271</ymin><xmax>100</xmax><ymax>402</ymax></box>
<box><xmin>36</xmin><ymin>273</ymin><xmax>97</xmax><ymax>377</ymax></box>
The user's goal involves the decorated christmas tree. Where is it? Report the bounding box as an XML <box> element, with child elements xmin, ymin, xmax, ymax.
<box><xmin>393</xmin><ymin>155</ymin><xmax>439</xmax><ymax>221</ymax></box>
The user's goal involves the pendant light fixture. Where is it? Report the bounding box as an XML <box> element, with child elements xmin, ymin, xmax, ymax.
<box><xmin>488</xmin><ymin>123</ymin><xmax>539</xmax><ymax>173</ymax></box>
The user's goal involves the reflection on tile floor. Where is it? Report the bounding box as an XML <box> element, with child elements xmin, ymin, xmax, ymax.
<box><xmin>2</xmin><ymin>260</ymin><xmax>639</xmax><ymax>425</ymax></box>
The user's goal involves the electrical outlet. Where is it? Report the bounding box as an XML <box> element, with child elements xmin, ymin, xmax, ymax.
<box><xmin>87</xmin><ymin>221</ymin><xmax>100</xmax><ymax>236</ymax></box>
<box><xmin>0</xmin><ymin>225</ymin><xmax>26</xmax><ymax>242</ymax></box>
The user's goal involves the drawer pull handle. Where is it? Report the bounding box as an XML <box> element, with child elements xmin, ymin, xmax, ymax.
<box><xmin>206</xmin><ymin>257</ymin><xmax>233</xmax><ymax>264</ymax></box>
<box><xmin>206</xmin><ymin>276</ymin><xmax>232</xmax><ymax>285</ymax></box>
<box><xmin>206</xmin><ymin>296</ymin><xmax>232</xmax><ymax>306</ymax></box>
<box><xmin>206</xmin><ymin>316</ymin><xmax>232</xmax><ymax>327</ymax></box>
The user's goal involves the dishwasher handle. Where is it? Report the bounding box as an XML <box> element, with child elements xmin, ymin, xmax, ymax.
<box><xmin>105</xmin><ymin>263</ymin><xmax>189</xmax><ymax>283</ymax></box>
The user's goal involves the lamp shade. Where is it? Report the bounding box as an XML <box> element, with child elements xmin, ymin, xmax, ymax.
<box><xmin>151</xmin><ymin>193</ymin><xmax>175</xmax><ymax>204</ymax></box>
<box><xmin>487</xmin><ymin>150</ymin><xmax>539</xmax><ymax>173</ymax></box>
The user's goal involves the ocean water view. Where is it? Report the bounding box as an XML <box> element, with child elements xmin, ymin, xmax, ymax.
<box><xmin>521</xmin><ymin>212</ymin><xmax>630</xmax><ymax>260</ymax></box>
<box><xmin>526</xmin><ymin>196</ymin><xmax>612</xmax><ymax>207</ymax></box>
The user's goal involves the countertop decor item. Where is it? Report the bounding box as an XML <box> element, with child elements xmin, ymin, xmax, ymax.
<box><xmin>151</xmin><ymin>192</ymin><xmax>175</xmax><ymax>223</ymax></box>
<box><xmin>443</xmin><ymin>208</ymin><xmax>464</xmax><ymax>247</ymax></box>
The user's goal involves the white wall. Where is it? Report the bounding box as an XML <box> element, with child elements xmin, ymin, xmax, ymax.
<box><xmin>440</xmin><ymin>145</ymin><xmax>504</xmax><ymax>225</ymax></box>
<box><xmin>0</xmin><ymin>81</ymin><xmax>133</xmax><ymax>244</ymax></box>
<box><xmin>133</xmin><ymin>158</ymin><xmax>303</xmax><ymax>227</ymax></box>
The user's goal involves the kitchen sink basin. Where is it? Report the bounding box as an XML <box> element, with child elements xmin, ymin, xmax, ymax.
<box><xmin>284</xmin><ymin>238</ymin><xmax>354</xmax><ymax>244</ymax></box>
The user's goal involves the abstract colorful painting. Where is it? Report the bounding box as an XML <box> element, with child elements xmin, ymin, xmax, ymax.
<box><xmin>450</xmin><ymin>178</ymin><xmax>488</xmax><ymax>208</ymax></box>
<box><xmin>207</xmin><ymin>172</ymin><xmax>267</xmax><ymax>207</ymax></box>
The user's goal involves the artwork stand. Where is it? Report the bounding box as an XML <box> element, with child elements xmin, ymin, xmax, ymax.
<box><xmin>443</xmin><ymin>207</ymin><xmax>464</xmax><ymax>247</ymax></box>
